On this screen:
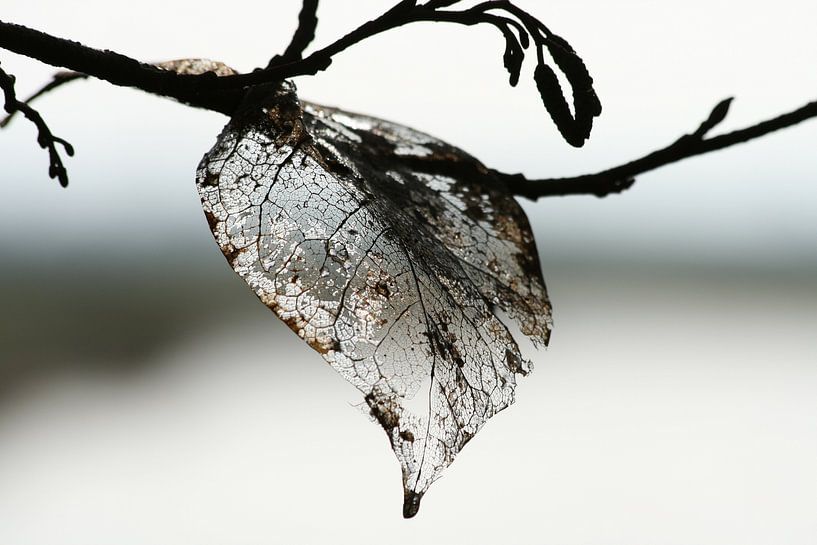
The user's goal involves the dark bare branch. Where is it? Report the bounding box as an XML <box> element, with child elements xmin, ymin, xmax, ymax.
<box><xmin>0</xmin><ymin>63</ymin><xmax>73</xmax><ymax>187</ymax></box>
<box><xmin>0</xmin><ymin>20</ymin><xmax>250</xmax><ymax>114</ymax></box>
<box><xmin>0</xmin><ymin>2</ymin><xmax>599</xmax><ymax>145</ymax></box>
<box><xmin>4</xmin><ymin>3</ymin><xmax>816</xmax><ymax>194</ymax></box>
<box><xmin>505</xmin><ymin>98</ymin><xmax>817</xmax><ymax>200</ymax></box>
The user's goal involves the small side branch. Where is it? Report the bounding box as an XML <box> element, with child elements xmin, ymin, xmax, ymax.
<box><xmin>273</xmin><ymin>0</ymin><xmax>320</xmax><ymax>65</ymax></box>
<box><xmin>0</xmin><ymin>63</ymin><xmax>73</xmax><ymax>187</ymax></box>
<box><xmin>506</xmin><ymin>98</ymin><xmax>817</xmax><ymax>200</ymax></box>
<box><xmin>0</xmin><ymin>70</ymin><xmax>86</xmax><ymax>128</ymax></box>
<box><xmin>286</xmin><ymin>0</ymin><xmax>600</xmax><ymax>146</ymax></box>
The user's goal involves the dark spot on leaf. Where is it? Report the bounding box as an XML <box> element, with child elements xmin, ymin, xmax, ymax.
<box><xmin>204</xmin><ymin>210</ymin><xmax>219</xmax><ymax>232</ymax></box>
<box><xmin>375</xmin><ymin>280</ymin><xmax>391</xmax><ymax>298</ymax></box>
<box><xmin>221</xmin><ymin>244</ymin><xmax>241</xmax><ymax>265</ymax></box>
<box><xmin>365</xmin><ymin>393</ymin><xmax>400</xmax><ymax>432</ymax></box>
<box><xmin>201</xmin><ymin>171</ymin><xmax>220</xmax><ymax>187</ymax></box>
<box><xmin>506</xmin><ymin>349</ymin><xmax>527</xmax><ymax>376</ymax></box>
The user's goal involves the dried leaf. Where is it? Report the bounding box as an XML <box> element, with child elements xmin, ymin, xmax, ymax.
<box><xmin>196</xmin><ymin>82</ymin><xmax>551</xmax><ymax>517</ymax></box>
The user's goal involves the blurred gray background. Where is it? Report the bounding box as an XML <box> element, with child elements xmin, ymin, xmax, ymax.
<box><xmin>1</xmin><ymin>1</ymin><xmax>816</xmax><ymax>543</ymax></box>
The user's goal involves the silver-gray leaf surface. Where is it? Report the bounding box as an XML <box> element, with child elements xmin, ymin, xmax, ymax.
<box><xmin>196</xmin><ymin>81</ymin><xmax>551</xmax><ymax>517</ymax></box>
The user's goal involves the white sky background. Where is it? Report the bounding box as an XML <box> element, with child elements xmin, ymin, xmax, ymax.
<box><xmin>1</xmin><ymin>2</ymin><xmax>816</xmax><ymax>544</ymax></box>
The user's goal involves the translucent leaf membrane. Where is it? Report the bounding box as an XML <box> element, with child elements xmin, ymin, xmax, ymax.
<box><xmin>196</xmin><ymin>81</ymin><xmax>551</xmax><ymax>517</ymax></box>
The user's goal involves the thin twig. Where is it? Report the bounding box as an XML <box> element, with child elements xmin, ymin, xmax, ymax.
<box><xmin>0</xmin><ymin>71</ymin><xmax>86</xmax><ymax>128</ymax></box>
<box><xmin>0</xmin><ymin>63</ymin><xmax>73</xmax><ymax>187</ymax></box>
<box><xmin>273</xmin><ymin>0</ymin><xmax>320</xmax><ymax>65</ymax></box>
<box><xmin>504</xmin><ymin>98</ymin><xmax>817</xmax><ymax>200</ymax></box>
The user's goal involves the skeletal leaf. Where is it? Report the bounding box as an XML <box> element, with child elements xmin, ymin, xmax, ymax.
<box><xmin>196</xmin><ymin>82</ymin><xmax>551</xmax><ymax>517</ymax></box>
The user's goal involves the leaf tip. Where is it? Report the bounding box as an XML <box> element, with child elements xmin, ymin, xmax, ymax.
<box><xmin>403</xmin><ymin>490</ymin><xmax>424</xmax><ymax>518</ymax></box>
